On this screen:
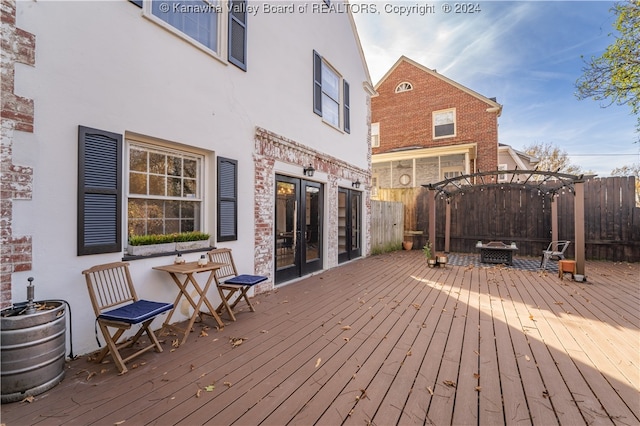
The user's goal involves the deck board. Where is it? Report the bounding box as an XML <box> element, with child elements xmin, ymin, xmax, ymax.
<box><xmin>1</xmin><ymin>253</ymin><xmax>638</xmax><ymax>426</ymax></box>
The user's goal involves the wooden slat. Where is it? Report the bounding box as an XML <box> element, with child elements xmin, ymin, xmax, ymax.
<box><xmin>2</xmin><ymin>252</ymin><xmax>638</xmax><ymax>426</ymax></box>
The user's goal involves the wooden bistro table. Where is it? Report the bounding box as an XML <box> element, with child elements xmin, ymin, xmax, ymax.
<box><xmin>153</xmin><ymin>260</ymin><xmax>227</xmax><ymax>346</ymax></box>
<box><xmin>478</xmin><ymin>241</ymin><xmax>518</xmax><ymax>266</ymax></box>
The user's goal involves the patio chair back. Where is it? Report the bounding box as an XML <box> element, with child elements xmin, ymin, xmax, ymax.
<box><xmin>540</xmin><ymin>240</ymin><xmax>571</xmax><ymax>269</ymax></box>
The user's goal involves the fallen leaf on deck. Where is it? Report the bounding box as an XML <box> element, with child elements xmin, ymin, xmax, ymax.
<box><xmin>475</xmin><ymin>386</ymin><xmax>482</xmax><ymax>392</ymax></box>
<box><xmin>542</xmin><ymin>390</ymin><xmax>549</xmax><ymax>398</ymax></box>
<box><xmin>406</xmin><ymin>350</ymin><xmax>412</xmax><ymax>356</ymax></box>
<box><xmin>525</xmin><ymin>355</ymin><xmax>531</xmax><ymax>361</ymax></box>
<box><xmin>412</xmin><ymin>303</ymin><xmax>421</xmax><ymax>309</ymax></box>
<box><xmin>172</xmin><ymin>339</ymin><xmax>180</xmax><ymax>348</ymax></box>
<box><xmin>260</xmin><ymin>330</ymin><xmax>269</xmax><ymax>333</ymax></box>
<box><xmin>554</xmin><ymin>302</ymin><xmax>563</xmax><ymax>305</ymax></box>
<box><xmin>205</xmin><ymin>385</ymin><xmax>215</xmax><ymax>392</ymax></box>
<box><xmin>224</xmin><ymin>381</ymin><xmax>232</xmax><ymax>387</ymax></box>
<box><xmin>473</xmin><ymin>373</ymin><xmax>480</xmax><ymax>379</ymax></box>
<box><xmin>341</xmin><ymin>325</ymin><xmax>352</xmax><ymax>330</ymax></box>
<box><xmin>230</xmin><ymin>337</ymin><xmax>246</xmax><ymax>347</ymax></box>
<box><xmin>443</xmin><ymin>380</ymin><xmax>456</xmax><ymax>388</ymax></box>
<box><xmin>427</xmin><ymin>386</ymin><xmax>434</xmax><ymax>395</ymax></box>
<box><xmin>315</xmin><ymin>358</ymin><xmax>322</xmax><ymax>368</ymax></box>
<box><xmin>196</xmin><ymin>389</ymin><xmax>202</xmax><ymax>398</ymax></box>
<box><xmin>529</xmin><ymin>314</ymin><xmax>535</xmax><ymax>321</ymax></box>
<box><xmin>87</xmin><ymin>371</ymin><xmax>97</xmax><ymax>381</ymax></box>
<box><xmin>200</xmin><ymin>330</ymin><xmax>208</xmax><ymax>337</ymax></box>
<box><xmin>22</xmin><ymin>395</ymin><xmax>35</xmax><ymax>403</ymax></box>
<box><xmin>114</xmin><ymin>421</ymin><xmax>126</xmax><ymax>425</ymax></box>
<box><xmin>343</xmin><ymin>337</ymin><xmax>350</xmax><ymax>342</ymax></box>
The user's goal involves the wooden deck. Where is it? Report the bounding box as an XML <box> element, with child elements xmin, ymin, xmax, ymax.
<box><xmin>2</xmin><ymin>251</ymin><xmax>639</xmax><ymax>425</ymax></box>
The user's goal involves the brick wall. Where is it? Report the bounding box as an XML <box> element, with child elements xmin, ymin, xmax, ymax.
<box><xmin>253</xmin><ymin>127</ymin><xmax>369</xmax><ymax>293</ymax></box>
<box><xmin>1</xmin><ymin>0</ymin><xmax>35</xmax><ymax>308</ymax></box>
<box><xmin>372</xmin><ymin>59</ymin><xmax>499</xmax><ymax>173</ymax></box>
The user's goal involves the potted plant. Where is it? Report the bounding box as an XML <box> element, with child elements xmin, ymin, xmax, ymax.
<box><xmin>423</xmin><ymin>242</ymin><xmax>437</xmax><ymax>267</ymax></box>
<box><xmin>437</xmin><ymin>253</ymin><xmax>448</xmax><ymax>267</ymax></box>
<box><xmin>402</xmin><ymin>240</ymin><xmax>413</xmax><ymax>250</ymax></box>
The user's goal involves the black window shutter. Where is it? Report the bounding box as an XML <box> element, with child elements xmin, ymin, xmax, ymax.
<box><xmin>228</xmin><ymin>0</ymin><xmax>247</xmax><ymax>71</ymax></box>
<box><xmin>77</xmin><ymin>126</ymin><xmax>122</xmax><ymax>256</ymax></box>
<box><xmin>217</xmin><ymin>157</ymin><xmax>238</xmax><ymax>242</ymax></box>
<box><xmin>129</xmin><ymin>0</ymin><xmax>142</xmax><ymax>7</ymax></box>
<box><xmin>343</xmin><ymin>80</ymin><xmax>350</xmax><ymax>133</ymax></box>
<box><xmin>313</xmin><ymin>50</ymin><xmax>322</xmax><ymax>116</ymax></box>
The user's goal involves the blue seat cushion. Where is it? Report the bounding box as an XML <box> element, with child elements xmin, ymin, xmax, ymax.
<box><xmin>224</xmin><ymin>274</ymin><xmax>268</xmax><ymax>286</ymax></box>
<box><xmin>99</xmin><ymin>300</ymin><xmax>173</xmax><ymax>324</ymax></box>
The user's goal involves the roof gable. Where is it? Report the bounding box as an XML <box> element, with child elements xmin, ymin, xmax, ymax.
<box><xmin>375</xmin><ymin>56</ymin><xmax>501</xmax><ymax>111</ymax></box>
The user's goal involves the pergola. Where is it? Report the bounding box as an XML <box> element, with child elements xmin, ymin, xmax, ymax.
<box><xmin>423</xmin><ymin>169</ymin><xmax>586</xmax><ymax>275</ymax></box>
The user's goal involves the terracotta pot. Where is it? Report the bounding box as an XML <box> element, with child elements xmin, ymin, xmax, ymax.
<box><xmin>402</xmin><ymin>241</ymin><xmax>413</xmax><ymax>250</ymax></box>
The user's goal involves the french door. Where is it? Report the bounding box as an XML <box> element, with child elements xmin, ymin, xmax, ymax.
<box><xmin>275</xmin><ymin>175</ymin><xmax>323</xmax><ymax>283</ymax></box>
<box><xmin>338</xmin><ymin>187</ymin><xmax>361</xmax><ymax>263</ymax></box>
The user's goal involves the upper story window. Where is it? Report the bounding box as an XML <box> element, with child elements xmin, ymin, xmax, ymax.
<box><xmin>371</xmin><ymin>123</ymin><xmax>380</xmax><ymax>147</ymax></box>
<box><xmin>433</xmin><ymin>108</ymin><xmax>456</xmax><ymax>139</ymax></box>
<box><xmin>148</xmin><ymin>0</ymin><xmax>221</xmax><ymax>54</ymax></box>
<box><xmin>497</xmin><ymin>164</ymin><xmax>508</xmax><ymax>182</ymax></box>
<box><xmin>395</xmin><ymin>82</ymin><xmax>413</xmax><ymax>93</ymax></box>
<box><xmin>138</xmin><ymin>0</ymin><xmax>247</xmax><ymax>70</ymax></box>
<box><xmin>128</xmin><ymin>143</ymin><xmax>204</xmax><ymax>237</ymax></box>
<box><xmin>313</xmin><ymin>51</ymin><xmax>350</xmax><ymax>133</ymax></box>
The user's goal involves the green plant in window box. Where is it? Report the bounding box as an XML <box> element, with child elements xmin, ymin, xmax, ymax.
<box><xmin>127</xmin><ymin>231</ymin><xmax>210</xmax><ymax>256</ymax></box>
<box><xmin>128</xmin><ymin>231</ymin><xmax>210</xmax><ymax>246</ymax></box>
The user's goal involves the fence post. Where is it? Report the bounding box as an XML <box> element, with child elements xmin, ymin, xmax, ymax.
<box><xmin>574</xmin><ymin>181</ymin><xmax>585</xmax><ymax>276</ymax></box>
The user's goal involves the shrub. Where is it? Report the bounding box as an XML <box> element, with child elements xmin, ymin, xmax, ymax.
<box><xmin>128</xmin><ymin>231</ymin><xmax>210</xmax><ymax>246</ymax></box>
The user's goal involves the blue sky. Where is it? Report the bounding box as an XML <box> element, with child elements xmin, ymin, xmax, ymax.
<box><xmin>352</xmin><ymin>1</ymin><xmax>639</xmax><ymax>176</ymax></box>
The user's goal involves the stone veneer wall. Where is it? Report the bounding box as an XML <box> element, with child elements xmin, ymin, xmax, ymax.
<box><xmin>1</xmin><ymin>0</ymin><xmax>35</xmax><ymax>308</ymax></box>
<box><xmin>253</xmin><ymin>127</ymin><xmax>370</xmax><ymax>294</ymax></box>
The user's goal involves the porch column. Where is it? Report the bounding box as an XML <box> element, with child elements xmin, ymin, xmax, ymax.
<box><xmin>574</xmin><ymin>181</ymin><xmax>585</xmax><ymax>276</ymax></box>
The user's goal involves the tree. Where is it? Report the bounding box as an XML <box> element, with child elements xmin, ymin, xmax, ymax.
<box><xmin>523</xmin><ymin>142</ymin><xmax>583</xmax><ymax>175</ymax></box>
<box><xmin>575</xmin><ymin>1</ymin><xmax>640</xmax><ymax>141</ymax></box>
<box><xmin>611</xmin><ymin>163</ymin><xmax>640</xmax><ymax>205</ymax></box>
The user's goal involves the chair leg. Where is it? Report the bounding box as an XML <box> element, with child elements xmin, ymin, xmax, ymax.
<box><xmin>216</xmin><ymin>287</ymin><xmax>237</xmax><ymax>321</ymax></box>
<box><xmin>229</xmin><ymin>287</ymin><xmax>255</xmax><ymax>312</ymax></box>
<box><xmin>98</xmin><ymin>323</ymin><xmax>129</xmax><ymax>374</ymax></box>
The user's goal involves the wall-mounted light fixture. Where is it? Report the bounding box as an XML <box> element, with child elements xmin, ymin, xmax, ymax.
<box><xmin>303</xmin><ymin>164</ymin><xmax>315</xmax><ymax>177</ymax></box>
<box><xmin>352</xmin><ymin>179</ymin><xmax>361</xmax><ymax>189</ymax></box>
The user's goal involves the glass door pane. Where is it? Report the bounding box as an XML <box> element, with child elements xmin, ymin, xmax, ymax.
<box><xmin>275</xmin><ymin>178</ymin><xmax>298</xmax><ymax>280</ymax></box>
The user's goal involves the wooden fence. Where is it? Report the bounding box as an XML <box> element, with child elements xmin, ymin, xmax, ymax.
<box><xmin>375</xmin><ymin>176</ymin><xmax>639</xmax><ymax>262</ymax></box>
<box><xmin>370</xmin><ymin>200</ymin><xmax>404</xmax><ymax>253</ymax></box>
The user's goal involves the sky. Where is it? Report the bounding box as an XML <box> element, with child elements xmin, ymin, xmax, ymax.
<box><xmin>351</xmin><ymin>0</ymin><xmax>639</xmax><ymax>177</ymax></box>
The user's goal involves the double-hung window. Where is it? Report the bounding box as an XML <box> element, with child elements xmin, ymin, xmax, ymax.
<box><xmin>127</xmin><ymin>143</ymin><xmax>204</xmax><ymax>237</ymax></box>
<box><xmin>371</xmin><ymin>123</ymin><xmax>380</xmax><ymax>147</ymax></box>
<box><xmin>433</xmin><ymin>108</ymin><xmax>456</xmax><ymax>139</ymax></box>
<box><xmin>313</xmin><ymin>51</ymin><xmax>350</xmax><ymax>133</ymax></box>
<box><xmin>148</xmin><ymin>0</ymin><xmax>221</xmax><ymax>54</ymax></box>
<box><xmin>139</xmin><ymin>0</ymin><xmax>248</xmax><ymax>70</ymax></box>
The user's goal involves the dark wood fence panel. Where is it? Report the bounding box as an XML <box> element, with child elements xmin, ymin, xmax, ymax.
<box><xmin>376</xmin><ymin>176</ymin><xmax>639</xmax><ymax>262</ymax></box>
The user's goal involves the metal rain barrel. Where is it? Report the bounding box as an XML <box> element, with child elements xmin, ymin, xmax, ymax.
<box><xmin>1</xmin><ymin>300</ymin><xmax>67</xmax><ymax>403</ymax></box>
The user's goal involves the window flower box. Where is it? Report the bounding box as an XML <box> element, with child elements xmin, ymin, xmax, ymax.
<box><xmin>127</xmin><ymin>242</ymin><xmax>176</xmax><ymax>256</ymax></box>
<box><xmin>127</xmin><ymin>231</ymin><xmax>210</xmax><ymax>256</ymax></box>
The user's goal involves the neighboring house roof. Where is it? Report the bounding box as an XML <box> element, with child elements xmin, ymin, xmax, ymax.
<box><xmin>374</xmin><ymin>55</ymin><xmax>502</xmax><ymax>116</ymax></box>
<box><xmin>498</xmin><ymin>144</ymin><xmax>540</xmax><ymax>170</ymax></box>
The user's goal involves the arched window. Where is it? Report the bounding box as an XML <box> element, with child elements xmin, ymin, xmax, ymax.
<box><xmin>395</xmin><ymin>82</ymin><xmax>413</xmax><ymax>93</ymax></box>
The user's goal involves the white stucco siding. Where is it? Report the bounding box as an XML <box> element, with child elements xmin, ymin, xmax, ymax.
<box><xmin>9</xmin><ymin>0</ymin><xmax>370</xmax><ymax>356</ymax></box>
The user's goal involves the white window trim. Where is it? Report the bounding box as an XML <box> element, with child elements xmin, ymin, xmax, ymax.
<box><xmin>395</xmin><ymin>82</ymin><xmax>413</xmax><ymax>93</ymax></box>
<box><xmin>142</xmin><ymin>0</ymin><xmax>228</xmax><ymax>64</ymax></box>
<box><xmin>441</xmin><ymin>167</ymin><xmax>463</xmax><ymax>181</ymax></box>
<box><xmin>497</xmin><ymin>164</ymin><xmax>508</xmax><ymax>182</ymax></box>
<box><xmin>125</xmin><ymin>138</ymin><xmax>207</xmax><ymax>237</ymax></box>
<box><xmin>433</xmin><ymin>108</ymin><xmax>457</xmax><ymax>140</ymax></box>
<box><xmin>321</xmin><ymin>59</ymin><xmax>344</xmax><ymax>130</ymax></box>
<box><xmin>371</xmin><ymin>122</ymin><xmax>380</xmax><ymax>148</ymax></box>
